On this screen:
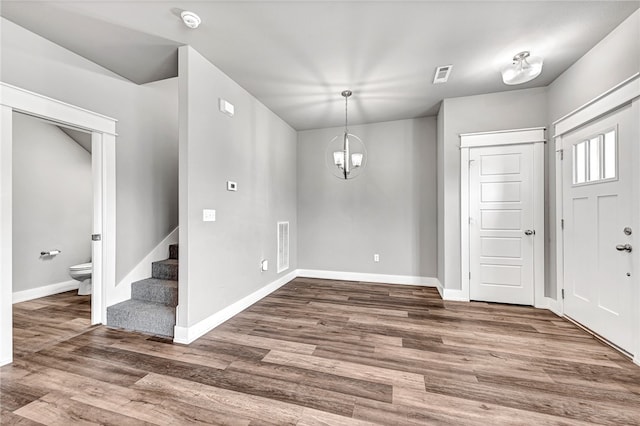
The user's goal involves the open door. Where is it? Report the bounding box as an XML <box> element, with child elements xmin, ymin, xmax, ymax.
<box><xmin>0</xmin><ymin>83</ymin><xmax>116</xmax><ymax>366</ymax></box>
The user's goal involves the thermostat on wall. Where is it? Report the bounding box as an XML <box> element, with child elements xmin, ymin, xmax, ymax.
<box><xmin>219</xmin><ymin>98</ymin><xmax>234</xmax><ymax>117</ymax></box>
<box><xmin>227</xmin><ymin>181</ymin><xmax>237</xmax><ymax>191</ymax></box>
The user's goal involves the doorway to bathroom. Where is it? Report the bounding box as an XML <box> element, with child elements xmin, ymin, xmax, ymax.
<box><xmin>0</xmin><ymin>82</ymin><xmax>117</xmax><ymax>366</ymax></box>
<box><xmin>10</xmin><ymin>112</ymin><xmax>94</xmax><ymax>357</ymax></box>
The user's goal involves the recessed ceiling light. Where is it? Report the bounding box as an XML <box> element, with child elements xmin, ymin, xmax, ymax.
<box><xmin>181</xmin><ymin>11</ymin><xmax>201</xmax><ymax>29</ymax></box>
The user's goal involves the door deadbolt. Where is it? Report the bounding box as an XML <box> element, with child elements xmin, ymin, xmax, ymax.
<box><xmin>616</xmin><ymin>244</ymin><xmax>632</xmax><ymax>253</ymax></box>
<box><xmin>524</xmin><ymin>230</ymin><xmax>535</xmax><ymax>236</ymax></box>
<box><xmin>624</xmin><ymin>227</ymin><xmax>632</xmax><ymax>236</ymax></box>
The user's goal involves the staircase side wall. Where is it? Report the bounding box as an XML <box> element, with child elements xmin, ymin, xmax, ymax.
<box><xmin>178</xmin><ymin>46</ymin><xmax>298</xmax><ymax>329</ymax></box>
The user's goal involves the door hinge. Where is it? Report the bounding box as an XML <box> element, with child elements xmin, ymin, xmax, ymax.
<box><xmin>561</xmin><ymin>289</ymin><xmax>565</xmax><ymax>299</ymax></box>
<box><xmin>559</xmin><ymin>149</ymin><xmax>564</xmax><ymax>160</ymax></box>
<box><xmin>469</xmin><ymin>272</ymin><xmax>471</xmax><ymax>279</ymax></box>
<box><xmin>561</xmin><ymin>219</ymin><xmax>564</xmax><ymax>230</ymax></box>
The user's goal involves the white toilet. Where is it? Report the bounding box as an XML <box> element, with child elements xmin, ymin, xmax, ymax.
<box><xmin>69</xmin><ymin>262</ymin><xmax>92</xmax><ymax>295</ymax></box>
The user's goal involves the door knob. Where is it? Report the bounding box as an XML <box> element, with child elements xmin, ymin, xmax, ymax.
<box><xmin>616</xmin><ymin>244</ymin><xmax>632</xmax><ymax>252</ymax></box>
<box><xmin>524</xmin><ymin>230</ymin><xmax>535</xmax><ymax>236</ymax></box>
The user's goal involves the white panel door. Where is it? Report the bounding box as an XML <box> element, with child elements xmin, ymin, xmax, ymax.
<box><xmin>563</xmin><ymin>104</ymin><xmax>634</xmax><ymax>353</ymax></box>
<box><xmin>469</xmin><ymin>144</ymin><xmax>535</xmax><ymax>305</ymax></box>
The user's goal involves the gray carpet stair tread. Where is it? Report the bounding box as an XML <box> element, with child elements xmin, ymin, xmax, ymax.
<box><xmin>152</xmin><ymin>258</ymin><xmax>178</xmax><ymax>280</ymax></box>
<box><xmin>131</xmin><ymin>278</ymin><xmax>178</xmax><ymax>306</ymax></box>
<box><xmin>107</xmin><ymin>299</ymin><xmax>175</xmax><ymax>337</ymax></box>
<box><xmin>169</xmin><ymin>244</ymin><xmax>179</xmax><ymax>260</ymax></box>
<box><xmin>152</xmin><ymin>259</ymin><xmax>178</xmax><ymax>266</ymax></box>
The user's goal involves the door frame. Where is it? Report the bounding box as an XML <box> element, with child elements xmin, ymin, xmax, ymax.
<box><xmin>0</xmin><ymin>83</ymin><xmax>117</xmax><ymax>366</ymax></box>
<box><xmin>554</xmin><ymin>73</ymin><xmax>640</xmax><ymax>365</ymax></box>
<box><xmin>460</xmin><ymin>127</ymin><xmax>546</xmax><ymax>306</ymax></box>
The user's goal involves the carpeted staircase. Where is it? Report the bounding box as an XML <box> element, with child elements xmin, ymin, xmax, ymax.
<box><xmin>107</xmin><ymin>244</ymin><xmax>178</xmax><ymax>337</ymax></box>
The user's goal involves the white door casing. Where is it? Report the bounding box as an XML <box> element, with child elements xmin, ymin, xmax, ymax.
<box><xmin>554</xmin><ymin>72</ymin><xmax>640</xmax><ymax>364</ymax></box>
<box><xmin>562</xmin><ymin>105</ymin><xmax>634</xmax><ymax>354</ymax></box>
<box><xmin>0</xmin><ymin>83</ymin><xmax>117</xmax><ymax>366</ymax></box>
<box><xmin>461</xmin><ymin>128</ymin><xmax>545</xmax><ymax>306</ymax></box>
<box><xmin>469</xmin><ymin>144</ymin><xmax>534</xmax><ymax>305</ymax></box>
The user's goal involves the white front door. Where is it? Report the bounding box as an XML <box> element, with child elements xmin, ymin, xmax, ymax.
<box><xmin>469</xmin><ymin>144</ymin><xmax>535</xmax><ymax>305</ymax></box>
<box><xmin>563</xmin><ymin>104</ymin><xmax>634</xmax><ymax>354</ymax></box>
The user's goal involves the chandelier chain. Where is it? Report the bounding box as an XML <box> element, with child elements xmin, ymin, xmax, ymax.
<box><xmin>344</xmin><ymin>93</ymin><xmax>348</xmax><ymax>134</ymax></box>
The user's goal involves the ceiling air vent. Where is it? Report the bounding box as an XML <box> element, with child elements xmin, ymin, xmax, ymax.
<box><xmin>433</xmin><ymin>65</ymin><xmax>453</xmax><ymax>84</ymax></box>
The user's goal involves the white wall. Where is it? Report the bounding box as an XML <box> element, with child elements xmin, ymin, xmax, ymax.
<box><xmin>12</xmin><ymin>113</ymin><xmax>91</xmax><ymax>292</ymax></box>
<box><xmin>1</xmin><ymin>18</ymin><xmax>179</xmax><ymax>289</ymax></box>
<box><xmin>438</xmin><ymin>87</ymin><xmax>548</xmax><ymax>290</ymax></box>
<box><xmin>297</xmin><ymin>117</ymin><xmax>437</xmax><ymax>279</ymax></box>
<box><xmin>178</xmin><ymin>46</ymin><xmax>298</xmax><ymax>329</ymax></box>
<box><xmin>546</xmin><ymin>10</ymin><xmax>640</xmax><ymax>298</ymax></box>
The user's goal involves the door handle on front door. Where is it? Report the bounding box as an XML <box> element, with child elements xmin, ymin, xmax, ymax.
<box><xmin>524</xmin><ymin>230</ymin><xmax>535</xmax><ymax>236</ymax></box>
<box><xmin>616</xmin><ymin>244</ymin><xmax>632</xmax><ymax>252</ymax></box>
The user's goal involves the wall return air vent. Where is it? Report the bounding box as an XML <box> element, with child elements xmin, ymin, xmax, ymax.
<box><xmin>277</xmin><ymin>221</ymin><xmax>290</xmax><ymax>273</ymax></box>
<box><xmin>433</xmin><ymin>65</ymin><xmax>453</xmax><ymax>84</ymax></box>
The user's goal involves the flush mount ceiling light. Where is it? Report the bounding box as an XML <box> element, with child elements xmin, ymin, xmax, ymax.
<box><xmin>181</xmin><ymin>11</ymin><xmax>201</xmax><ymax>29</ymax></box>
<box><xmin>501</xmin><ymin>51</ymin><xmax>543</xmax><ymax>85</ymax></box>
<box><xmin>325</xmin><ymin>90</ymin><xmax>367</xmax><ymax>180</ymax></box>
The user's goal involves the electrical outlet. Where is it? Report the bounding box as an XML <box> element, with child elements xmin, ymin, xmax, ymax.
<box><xmin>203</xmin><ymin>209</ymin><xmax>216</xmax><ymax>222</ymax></box>
<box><xmin>374</xmin><ymin>254</ymin><xmax>380</xmax><ymax>262</ymax></box>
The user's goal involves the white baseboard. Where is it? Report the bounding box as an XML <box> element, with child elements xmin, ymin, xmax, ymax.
<box><xmin>13</xmin><ymin>280</ymin><xmax>79</xmax><ymax>304</ymax></box>
<box><xmin>546</xmin><ymin>296</ymin><xmax>563</xmax><ymax>317</ymax></box>
<box><xmin>174</xmin><ymin>269</ymin><xmax>298</xmax><ymax>344</ymax></box>
<box><xmin>435</xmin><ymin>278</ymin><xmax>444</xmax><ymax>299</ymax></box>
<box><xmin>634</xmin><ymin>355</ymin><xmax>640</xmax><ymax>367</ymax></box>
<box><xmin>109</xmin><ymin>227</ymin><xmax>179</xmax><ymax>307</ymax></box>
<box><xmin>442</xmin><ymin>288</ymin><xmax>469</xmax><ymax>302</ymax></box>
<box><xmin>297</xmin><ymin>269</ymin><xmax>439</xmax><ymax>287</ymax></box>
<box><xmin>0</xmin><ymin>355</ymin><xmax>12</xmax><ymax>367</ymax></box>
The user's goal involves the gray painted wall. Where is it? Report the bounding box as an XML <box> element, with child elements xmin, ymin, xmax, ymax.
<box><xmin>436</xmin><ymin>109</ymin><xmax>445</xmax><ymax>286</ymax></box>
<box><xmin>545</xmin><ymin>10</ymin><xmax>640</xmax><ymax>298</ymax></box>
<box><xmin>438</xmin><ymin>88</ymin><xmax>548</xmax><ymax>290</ymax></box>
<box><xmin>1</xmin><ymin>18</ymin><xmax>179</xmax><ymax>284</ymax></box>
<box><xmin>178</xmin><ymin>46</ymin><xmax>297</xmax><ymax>327</ymax></box>
<box><xmin>297</xmin><ymin>117</ymin><xmax>437</xmax><ymax>278</ymax></box>
<box><xmin>12</xmin><ymin>114</ymin><xmax>92</xmax><ymax>292</ymax></box>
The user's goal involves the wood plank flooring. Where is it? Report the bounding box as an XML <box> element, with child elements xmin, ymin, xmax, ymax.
<box><xmin>2</xmin><ymin>278</ymin><xmax>640</xmax><ymax>425</ymax></box>
<box><xmin>10</xmin><ymin>291</ymin><xmax>94</xmax><ymax>358</ymax></box>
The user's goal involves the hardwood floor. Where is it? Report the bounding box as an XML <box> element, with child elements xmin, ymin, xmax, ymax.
<box><xmin>10</xmin><ymin>291</ymin><xmax>94</xmax><ymax>358</ymax></box>
<box><xmin>2</xmin><ymin>278</ymin><xmax>640</xmax><ymax>425</ymax></box>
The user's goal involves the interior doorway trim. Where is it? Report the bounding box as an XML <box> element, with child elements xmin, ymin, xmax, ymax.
<box><xmin>0</xmin><ymin>83</ymin><xmax>117</xmax><ymax>366</ymax></box>
<box><xmin>553</xmin><ymin>73</ymin><xmax>640</xmax><ymax>366</ymax></box>
<box><xmin>460</xmin><ymin>127</ymin><xmax>546</xmax><ymax>306</ymax></box>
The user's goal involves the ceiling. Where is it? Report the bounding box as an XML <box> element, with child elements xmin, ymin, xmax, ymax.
<box><xmin>2</xmin><ymin>1</ymin><xmax>638</xmax><ymax>130</ymax></box>
<box><xmin>60</xmin><ymin>127</ymin><xmax>92</xmax><ymax>153</ymax></box>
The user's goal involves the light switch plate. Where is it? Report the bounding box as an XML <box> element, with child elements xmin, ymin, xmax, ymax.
<box><xmin>227</xmin><ymin>181</ymin><xmax>238</xmax><ymax>191</ymax></box>
<box><xmin>261</xmin><ymin>260</ymin><xmax>268</xmax><ymax>271</ymax></box>
<box><xmin>203</xmin><ymin>209</ymin><xmax>216</xmax><ymax>222</ymax></box>
<box><xmin>219</xmin><ymin>98</ymin><xmax>234</xmax><ymax>117</ymax></box>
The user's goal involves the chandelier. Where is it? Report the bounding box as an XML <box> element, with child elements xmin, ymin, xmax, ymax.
<box><xmin>326</xmin><ymin>90</ymin><xmax>367</xmax><ymax>179</ymax></box>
